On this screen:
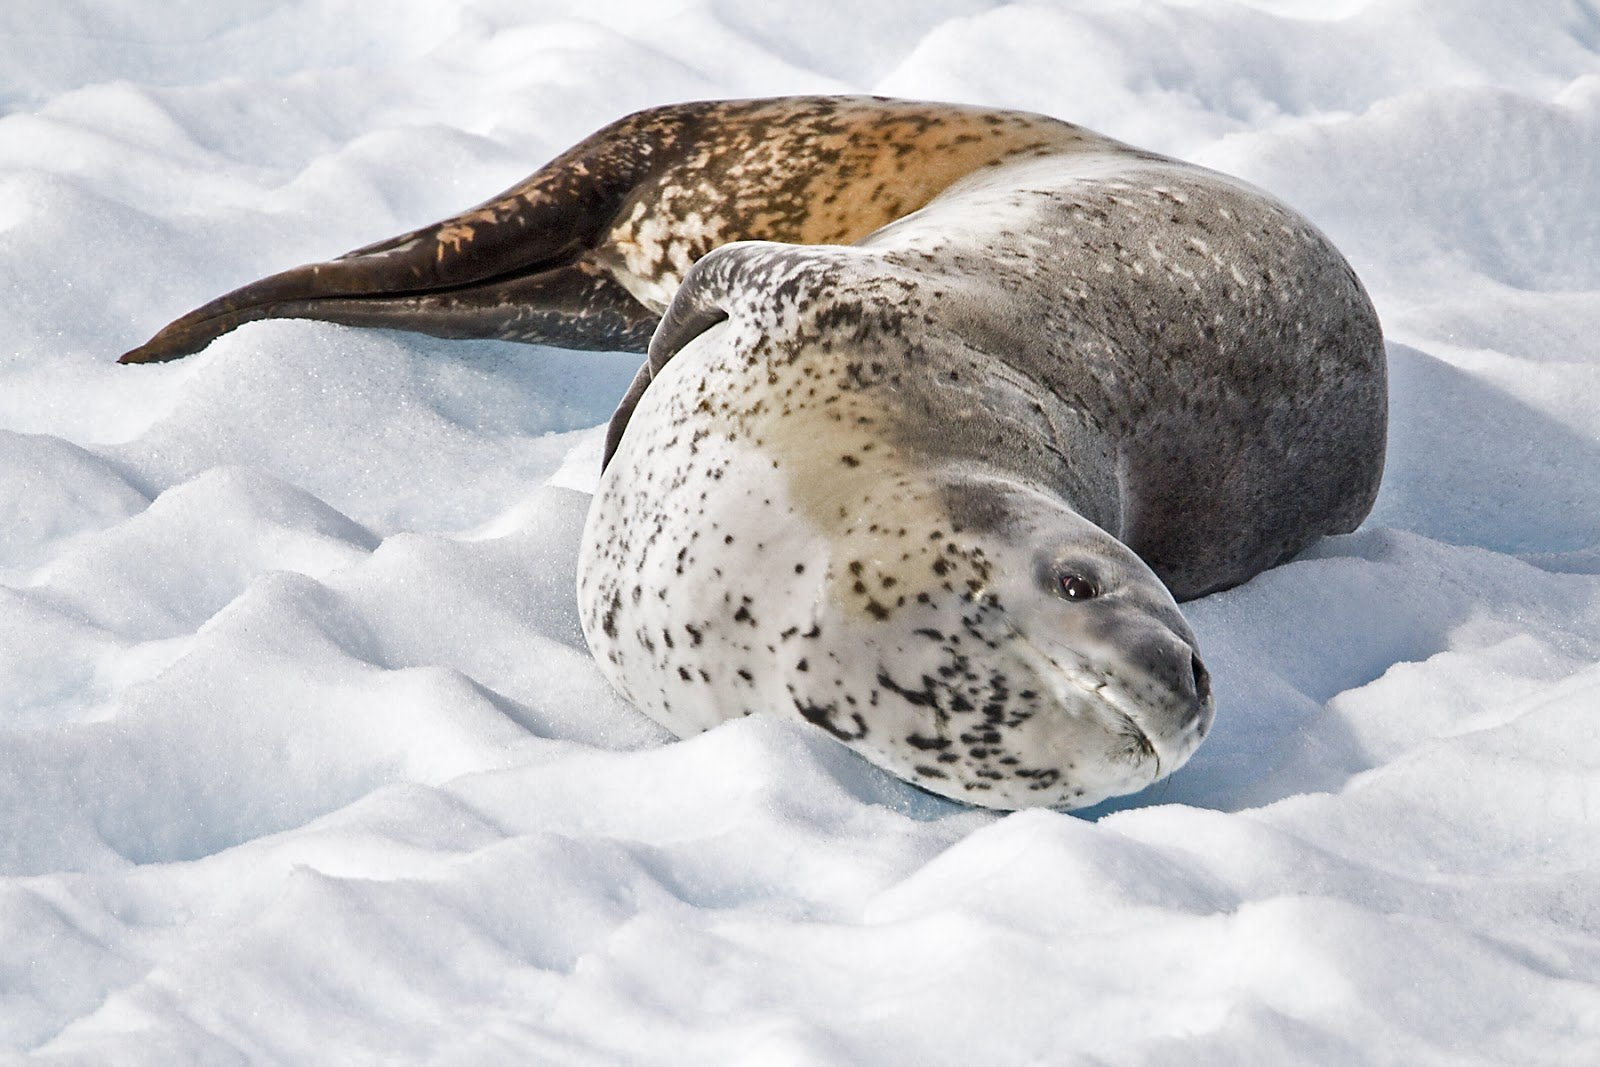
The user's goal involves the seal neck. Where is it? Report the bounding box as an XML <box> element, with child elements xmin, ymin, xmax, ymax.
<box><xmin>895</xmin><ymin>371</ymin><xmax>1127</xmax><ymax>540</ymax></box>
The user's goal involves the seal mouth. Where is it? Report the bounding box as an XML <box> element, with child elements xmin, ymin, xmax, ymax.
<box><xmin>1006</xmin><ymin>626</ymin><xmax>1166</xmax><ymax>782</ymax></box>
<box><xmin>1002</xmin><ymin>618</ymin><xmax>1219</xmax><ymax>795</ymax></box>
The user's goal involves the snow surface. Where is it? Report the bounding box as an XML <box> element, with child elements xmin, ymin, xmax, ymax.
<box><xmin>3</xmin><ymin>1</ymin><xmax>1600</xmax><ymax>1062</ymax></box>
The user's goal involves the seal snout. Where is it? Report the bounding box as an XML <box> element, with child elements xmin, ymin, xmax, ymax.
<box><xmin>1126</xmin><ymin>630</ymin><xmax>1213</xmax><ymax>745</ymax></box>
<box><xmin>1190</xmin><ymin>651</ymin><xmax>1211</xmax><ymax>706</ymax></box>
<box><xmin>1185</xmin><ymin>651</ymin><xmax>1215</xmax><ymax>740</ymax></box>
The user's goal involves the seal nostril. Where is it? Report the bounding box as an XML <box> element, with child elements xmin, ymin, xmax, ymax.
<box><xmin>1191</xmin><ymin>652</ymin><xmax>1211</xmax><ymax>704</ymax></box>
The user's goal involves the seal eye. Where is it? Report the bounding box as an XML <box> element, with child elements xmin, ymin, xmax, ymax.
<box><xmin>1059</xmin><ymin>574</ymin><xmax>1098</xmax><ymax>601</ymax></box>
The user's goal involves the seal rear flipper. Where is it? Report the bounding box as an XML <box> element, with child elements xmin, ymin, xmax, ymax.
<box><xmin>117</xmin><ymin>212</ymin><xmax>656</xmax><ymax>364</ymax></box>
<box><xmin>131</xmin><ymin>257</ymin><xmax>657</xmax><ymax>363</ymax></box>
<box><xmin>266</xmin><ymin>260</ymin><xmax>661</xmax><ymax>350</ymax></box>
<box><xmin>121</xmin><ymin>97</ymin><xmax>1104</xmax><ymax>364</ymax></box>
<box><xmin>116</xmin><ymin>105</ymin><xmax>699</xmax><ymax>364</ymax></box>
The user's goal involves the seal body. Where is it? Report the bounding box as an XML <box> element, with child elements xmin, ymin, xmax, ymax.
<box><xmin>122</xmin><ymin>97</ymin><xmax>1386</xmax><ymax>809</ymax></box>
<box><xmin>578</xmin><ymin>147</ymin><xmax>1383</xmax><ymax>808</ymax></box>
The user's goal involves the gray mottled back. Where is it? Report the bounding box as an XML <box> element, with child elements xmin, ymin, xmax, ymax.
<box><xmin>639</xmin><ymin>150</ymin><xmax>1385</xmax><ymax>601</ymax></box>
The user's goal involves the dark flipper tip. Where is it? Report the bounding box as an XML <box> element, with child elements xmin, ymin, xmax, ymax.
<box><xmin>118</xmin><ymin>343</ymin><xmax>167</xmax><ymax>364</ymax></box>
<box><xmin>117</xmin><ymin>323</ymin><xmax>207</xmax><ymax>364</ymax></box>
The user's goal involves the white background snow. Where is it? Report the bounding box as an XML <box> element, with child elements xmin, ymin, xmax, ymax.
<box><xmin>3</xmin><ymin>0</ymin><xmax>1600</xmax><ymax>1062</ymax></box>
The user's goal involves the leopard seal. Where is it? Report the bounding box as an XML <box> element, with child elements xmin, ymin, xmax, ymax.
<box><xmin>120</xmin><ymin>97</ymin><xmax>1386</xmax><ymax>809</ymax></box>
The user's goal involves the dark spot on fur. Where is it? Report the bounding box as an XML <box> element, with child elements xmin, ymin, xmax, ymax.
<box><xmin>877</xmin><ymin>670</ymin><xmax>938</xmax><ymax>708</ymax></box>
<box><xmin>798</xmin><ymin>700</ymin><xmax>869</xmax><ymax>741</ymax></box>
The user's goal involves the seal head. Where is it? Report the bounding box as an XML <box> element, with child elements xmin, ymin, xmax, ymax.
<box><xmin>797</xmin><ymin>475</ymin><xmax>1214</xmax><ymax>809</ymax></box>
<box><xmin>581</xmin><ymin>414</ymin><xmax>1213</xmax><ymax>809</ymax></box>
<box><xmin>918</xmin><ymin>475</ymin><xmax>1214</xmax><ymax>805</ymax></box>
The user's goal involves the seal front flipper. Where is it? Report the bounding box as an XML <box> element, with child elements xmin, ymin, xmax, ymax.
<box><xmin>600</xmin><ymin>240</ymin><xmax>864</xmax><ymax>470</ymax></box>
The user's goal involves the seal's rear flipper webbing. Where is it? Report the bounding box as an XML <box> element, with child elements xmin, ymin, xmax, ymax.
<box><xmin>117</xmin><ymin>107</ymin><xmax>695</xmax><ymax>363</ymax></box>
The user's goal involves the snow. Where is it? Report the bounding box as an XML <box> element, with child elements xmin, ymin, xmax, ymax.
<box><xmin>3</xmin><ymin>0</ymin><xmax>1599</xmax><ymax>1061</ymax></box>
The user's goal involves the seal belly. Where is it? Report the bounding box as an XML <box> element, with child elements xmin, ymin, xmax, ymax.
<box><xmin>578</xmin><ymin>320</ymin><xmax>830</xmax><ymax>735</ymax></box>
